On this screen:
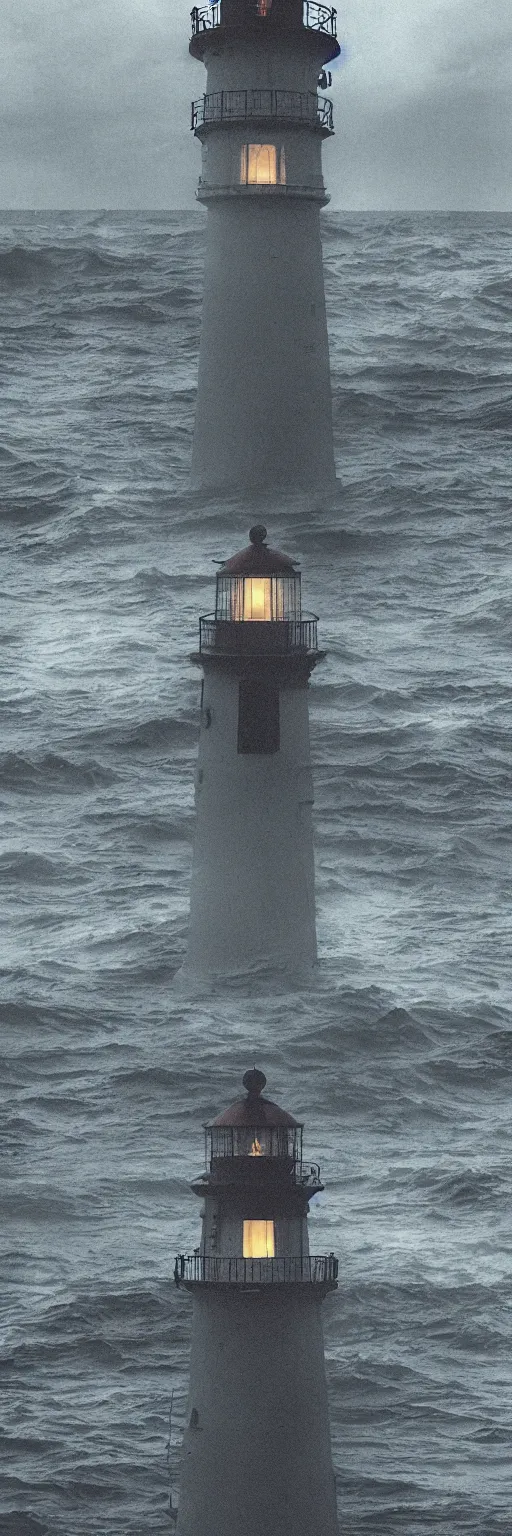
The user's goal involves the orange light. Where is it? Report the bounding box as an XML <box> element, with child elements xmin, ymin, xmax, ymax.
<box><xmin>247</xmin><ymin>145</ymin><xmax>277</xmax><ymax>186</ymax></box>
<box><xmin>243</xmin><ymin>577</ymin><xmax>270</xmax><ymax>620</ymax></box>
<box><xmin>250</xmin><ymin>1137</ymin><xmax>263</xmax><ymax>1156</ymax></box>
<box><xmin>243</xmin><ymin>1220</ymin><xmax>275</xmax><ymax>1258</ymax></box>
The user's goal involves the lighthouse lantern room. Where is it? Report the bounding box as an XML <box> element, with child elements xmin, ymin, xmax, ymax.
<box><xmin>184</xmin><ymin>526</ymin><xmax>324</xmax><ymax>977</ymax></box>
<box><xmin>174</xmin><ymin>1068</ymin><xmax>339</xmax><ymax>1536</ymax></box>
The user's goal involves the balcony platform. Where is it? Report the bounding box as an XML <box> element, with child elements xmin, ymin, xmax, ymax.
<box><xmin>192</xmin><ymin>89</ymin><xmax>334</xmax><ymax>135</ymax></box>
<box><xmin>199</xmin><ymin>614</ymin><xmax>319</xmax><ymax>654</ymax></box>
<box><xmin>191</xmin><ymin>1161</ymin><xmax>324</xmax><ymax>1199</ymax></box>
<box><xmin>174</xmin><ymin>1254</ymin><xmax>339</xmax><ymax>1290</ymax></box>
<box><xmin>191</xmin><ymin>615</ymin><xmax>325</xmax><ymax>676</ymax></box>
<box><xmin>196</xmin><ymin>181</ymin><xmax>329</xmax><ymax>204</ymax></box>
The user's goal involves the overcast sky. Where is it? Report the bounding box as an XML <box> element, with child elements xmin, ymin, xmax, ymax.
<box><xmin>1</xmin><ymin>0</ymin><xmax>511</xmax><ymax>208</ymax></box>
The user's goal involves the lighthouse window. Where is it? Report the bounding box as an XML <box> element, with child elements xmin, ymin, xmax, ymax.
<box><xmin>243</xmin><ymin>1220</ymin><xmax>275</xmax><ymax>1258</ymax></box>
<box><xmin>240</xmin><ymin>144</ymin><xmax>285</xmax><ymax>186</ymax></box>
<box><xmin>238</xmin><ymin>680</ymin><xmax>280</xmax><ymax>755</ymax></box>
<box><xmin>216</xmin><ymin>572</ymin><xmax>300</xmax><ymax>622</ymax></box>
<box><xmin>243</xmin><ymin>577</ymin><xmax>272</xmax><ymax>621</ymax></box>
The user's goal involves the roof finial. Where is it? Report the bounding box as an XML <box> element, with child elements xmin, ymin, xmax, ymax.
<box><xmin>249</xmin><ymin>525</ymin><xmax>267</xmax><ymax>547</ymax></box>
<box><xmin>242</xmin><ymin>1067</ymin><xmax>267</xmax><ymax>1098</ymax></box>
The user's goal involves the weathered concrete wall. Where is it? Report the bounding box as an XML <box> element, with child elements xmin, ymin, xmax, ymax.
<box><xmin>199</xmin><ymin>124</ymin><xmax>325</xmax><ymax>193</ymax></box>
<box><xmin>184</xmin><ymin>668</ymin><xmax>317</xmax><ymax>975</ymax></box>
<box><xmin>191</xmin><ymin>196</ymin><xmax>336</xmax><ymax>489</ymax></box>
<box><xmin>201</xmin><ymin>1196</ymin><xmax>310</xmax><ymax>1257</ymax></box>
<box><xmin>176</xmin><ymin>1289</ymin><xmax>339</xmax><ymax>1536</ymax></box>
<box><xmin>203</xmin><ymin>36</ymin><xmax>329</xmax><ymax>94</ymax></box>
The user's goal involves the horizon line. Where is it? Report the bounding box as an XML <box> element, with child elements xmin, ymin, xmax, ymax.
<box><xmin>0</xmin><ymin>205</ymin><xmax>510</xmax><ymax>216</ymax></box>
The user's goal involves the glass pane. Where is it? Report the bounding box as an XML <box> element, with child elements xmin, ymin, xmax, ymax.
<box><xmin>243</xmin><ymin>1220</ymin><xmax>275</xmax><ymax>1258</ymax></box>
<box><xmin>247</xmin><ymin>144</ymin><xmax>277</xmax><ymax>185</ymax></box>
<box><xmin>242</xmin><ymin>577</ymin><xmax>271</xmax><ymax>619</ymax></box>
<box><xmin>231</xmin><ymin>576</ymin><xmax>244</xmax><ymax>620</ymax></box>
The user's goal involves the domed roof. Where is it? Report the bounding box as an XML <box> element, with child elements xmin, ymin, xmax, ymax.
<box><xmin>209</xmin><ymin>1068</ymin><xmax>300</xmax><ymax>1128</ymax></box>
<box><xmin>219</xmin><ymin>526</ymin><xmax>297</xmax><ymax>577</ymax></box>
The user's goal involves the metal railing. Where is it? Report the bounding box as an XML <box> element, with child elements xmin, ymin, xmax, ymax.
<box><xmin>303</xmin><ymin>1</ymin><xmax>337</xmax><ymax>34</ymax></box>
<box><xmin>192</xmin><ymin>90</ymin><xmax>333</xmax><ymax>133</ymax></box>
<box><xmin>174</xmin><ymin>1254</ymin><xmax>338</xmax><ymax>1287</ymax></box>
<box><xmin>191</xmin><ymin>2</ymin><xmax>221</xmax><ymax>32</ymax></box>
<box><xmin>206</xmin><ymin>1129</ymin><xmax>321</xmax><ymax>1185</ymax></box>
<box><xmin>199</xmin><ymin>615</ymin><xmax>319</xmax><ymax>655</ymax></box>
<box><xmin>299</xmin><ymin>1163</ymin><xmax>322</xmax><ymax>1187</ymax></box>
<box><xmin>190</xmin><ymin>2</ymin><xmax>337</xmax><ymax>37</ymax></box>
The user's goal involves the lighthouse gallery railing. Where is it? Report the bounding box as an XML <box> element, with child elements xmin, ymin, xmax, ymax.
<box><xmin>191</xmin><ymin>2</ymin><xmax>337</xmax><ymax>36</ymax></box>
<box><xmin>175</xmin><ymin>1254</ymin><xmax>338</xmax><ymax>1286</ymax></box>
<box><xmin>199</xmin><ymin>614</ymin><xmax>319</xmax><ymax>655</ymax></box>
<box><xmin>192</xmin><ymin>90</ymin><xmax>333</xmax><ymax>133</ymax></box>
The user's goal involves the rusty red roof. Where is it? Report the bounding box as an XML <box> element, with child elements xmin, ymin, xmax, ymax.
<box><xmin>209</xmin><ymin>1068</ymin><xmax>300</xmax><ymax>1128</ymax></box>
<box><xmin>211</xmin><ymin>1095</ymin><xmax>299</xmax><ymax>1128</ymax></box>
<box><xmin>219</xmin><ymin>525</ymin><xmax>297</xmax><ymax>577</ymax></box>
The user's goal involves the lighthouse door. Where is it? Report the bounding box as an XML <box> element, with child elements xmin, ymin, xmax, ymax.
<box><xmin>238</xmin><ymin>680</ymin><xmax>280</xmax><ymax>754</ymax></box>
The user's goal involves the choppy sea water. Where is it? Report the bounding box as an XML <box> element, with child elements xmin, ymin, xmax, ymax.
<box><xmin>1</xmin><ymin>208</ymin><xmax>511</xmax><ymax>1535</ymax></box>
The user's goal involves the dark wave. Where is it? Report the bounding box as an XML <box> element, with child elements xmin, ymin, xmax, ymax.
<box><xmin>477</xmin><ymin>277</ymin><xmax>512</xmax><ymax>310</ymax></box>
<box><xmin>0</xmin><ymin>245</ymin><xmax>53</xmax><ymax>285</ymax></box>
<box><xmin>0</xmin><ymin>852</ymin><xmax>69</xmax><ymax>883</ymax></box>
<box><xmin>105</xmin><ymin>716</ymin><xmax>197</xmax><ymax>751</ymax></box>
<box><xmin>84</xmin><ymin>301</ymin><xmax>171</xmax><ymax>325</ymax></box>
<box><xmin>0</xmin><ymin>752</ymin><xmax>117</xmax><ymax>792</ymax></box>
<box><xmin>114</xmin><ymin>1066</ymin><xmax>184</xmax><ymax>1088</ymax></box>
<box><xmin>0</xmin><ymin>1517</ymin><xmax>49</xmax><ymax>1536</ymax></box>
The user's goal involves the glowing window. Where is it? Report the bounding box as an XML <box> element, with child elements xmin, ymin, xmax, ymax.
<box><xmin>239</xmin><ymin>144</ymin><xmax>276</xmax><ymax>185</ymax></box>
<box><xmin>243</xmin><ymin>577</ymin><xmax>270</xmax><ymax>620</ymax></box>
<box><xmin>249</xmin><ymin>144</ymin><xmax>276</xmax><ymax>183</ymax></box>
<box><xmin>243</xmin><ymin>1220</ymin><xmax>275</xmax><ymax>1258</ymax></box>
<box><xmin>257</xmin><ymin>0</ymin><xmax>272</xmax><ymax>12</ymax></box>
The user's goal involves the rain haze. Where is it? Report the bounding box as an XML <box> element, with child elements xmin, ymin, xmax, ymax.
<box><xmin>1</xmin><ymin>0</ymin><xmax>511</xmax><ymax>208</ymax></box>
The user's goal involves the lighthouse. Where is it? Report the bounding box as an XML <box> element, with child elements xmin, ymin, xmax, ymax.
<box><xmin>189</xmin><ymin>0</ymin><xmax>340</xmax><ymax>490</ymax></box>
<box><xmin>184</xmin><ymin>523</ymin><xmax>323</xmax><ymax>978</ymax></box>
<box><xmin>174</xmin><ymin>1067</ymin><xmax>339</xmax><ymax>1536</ymax></box>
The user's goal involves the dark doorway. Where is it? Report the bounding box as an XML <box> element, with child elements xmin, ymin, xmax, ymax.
<box><xmin>238</xmin><ymin>680</ymin><xmax>280</xmax><ymax>754</ymax></box>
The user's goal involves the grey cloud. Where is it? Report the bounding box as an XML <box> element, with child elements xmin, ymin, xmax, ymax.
<box><xmin>330</xmin><ymin>75</ymin><xmax>511</xmax><ymax>210</ymax></box>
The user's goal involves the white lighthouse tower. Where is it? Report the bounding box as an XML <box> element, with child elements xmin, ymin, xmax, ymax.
<box><xmin>174</xmin><ymin>1067</ymin><xmax>339</xmax><ymax>1536</ymax></box>
<box><xmin>184</xmin><ymin>524</ymin><xmax>323</xmax><ymax>978</ymax></box>
<box><xmin>189</xmin><ymin>0</ymin><xmax>340</xmax><ymax>490</ymax></box>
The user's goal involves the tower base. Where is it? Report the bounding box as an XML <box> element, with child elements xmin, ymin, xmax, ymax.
<box><xmin>176</xmin><ymin>1288</ymin><xmax>338</xmax><ymax>1536</ymax></box>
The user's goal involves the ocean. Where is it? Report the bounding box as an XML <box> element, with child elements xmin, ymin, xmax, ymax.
<box><xmin>1</xmin><ymin>208</ymin><xmax>511</xmax><ymax>1534</ymax></box>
